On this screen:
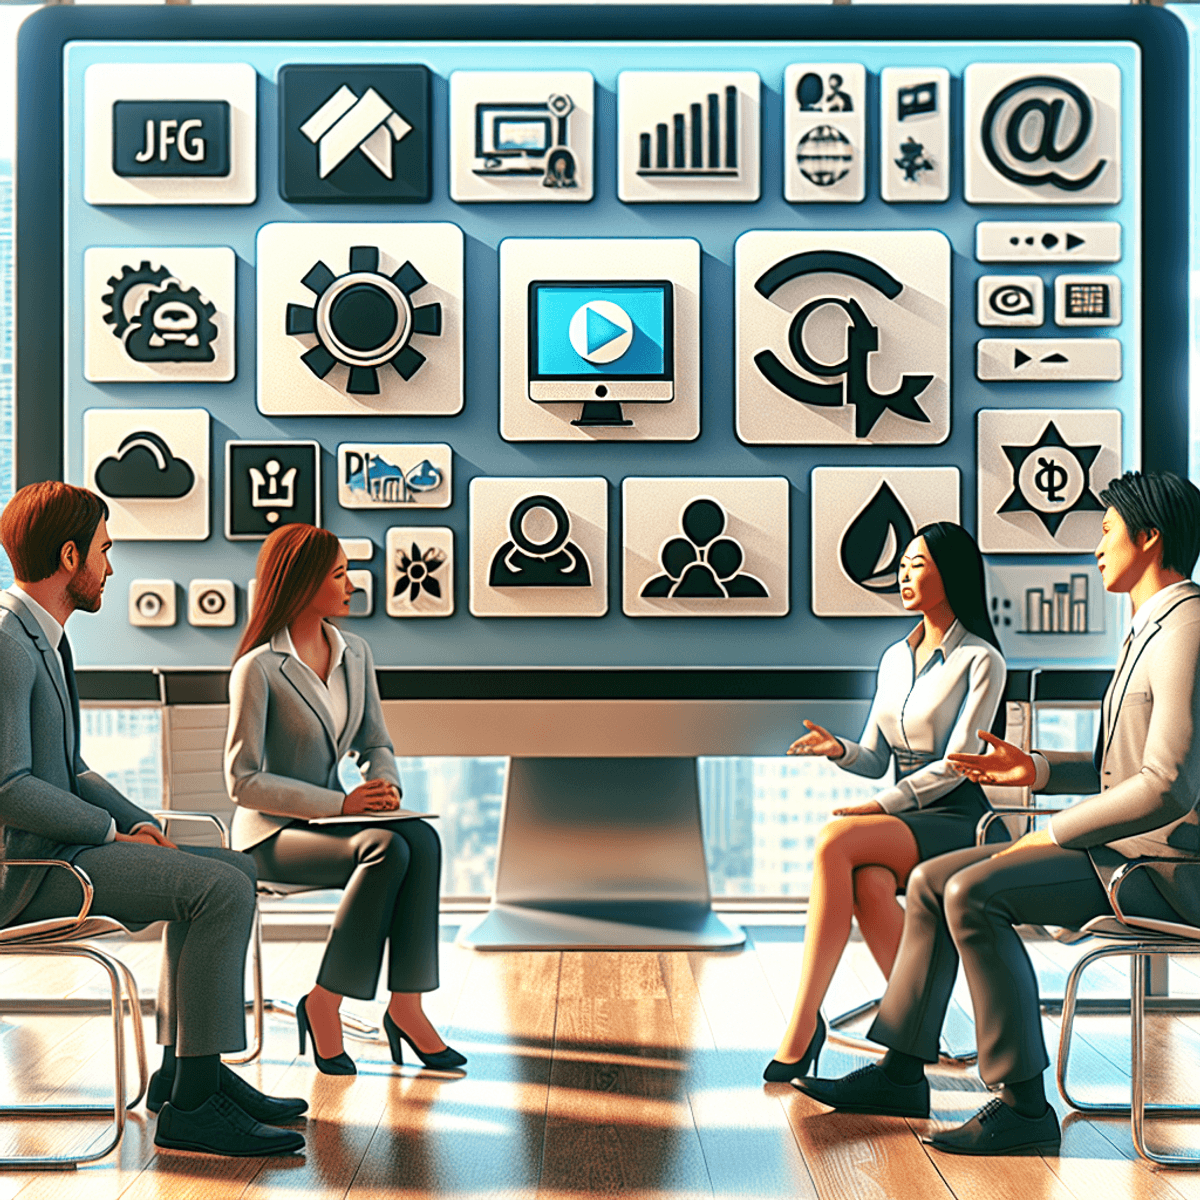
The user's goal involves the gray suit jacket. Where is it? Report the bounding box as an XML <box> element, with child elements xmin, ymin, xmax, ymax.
<box><xmin>224</xmin><ymin>627</ymin><xmax>401</xmax><ymax>851</ymax></box>
<box><xmin>1039</xmin><ymin>582</ymin><xmax>1200</xmax><ymax>923</ymax></box>
<box><xmin>0</xmin><ymin>593</ymin><xmax>162</xmax><ymax>927</ymax></box>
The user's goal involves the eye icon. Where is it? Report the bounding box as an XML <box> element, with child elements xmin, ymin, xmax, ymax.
<box><xmin>990</xmin><ymin>285</ymin><xmax>1034</xmax><ymax>317</ymax></box>
<box><xmin>197</xmin><ymin>588</ymin><xmax>226</xmax><ymax>615</ymax></box>
<box><xmin>136</xmin><ymin>591</ymin><xmax>163</xmax><ymax>618</ymax></box>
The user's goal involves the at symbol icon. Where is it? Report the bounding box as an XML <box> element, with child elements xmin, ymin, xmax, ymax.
<box><xmin>980</xmin><ymin>75</ymin><xmax>1107</xmax><ymax>192</ymax></box>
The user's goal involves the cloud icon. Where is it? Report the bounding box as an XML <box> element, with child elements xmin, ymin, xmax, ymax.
<box><xmin>95</xmin><ymin>431</ymin><xmax>195</xmax><ymax>499</ymax></box>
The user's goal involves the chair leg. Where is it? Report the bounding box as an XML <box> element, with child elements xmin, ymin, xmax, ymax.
<box><xmin>1129</xmin><ymin>953</ymin><xmax>1200</xmax><ymax>1167</ymax></box>
<box><xmin>112</xmin><ymin>953</ymin><xmax>149</xmax><ymax>1110</ymax></box>
<box><xmin>0</xmin><ymin>945</ymin><xmax>133</xmax><ymax>1170</ymax></box>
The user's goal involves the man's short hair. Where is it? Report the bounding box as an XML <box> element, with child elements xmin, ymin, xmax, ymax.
<box><xmin>0</xmin><ymin>483</ymin><xmax>110</xmax><ymax>584</ymax></box>
<box><xmin>1099</xmin><ymin>471</ymin><xmax>1200</xmax><ymax>578</ymax></box>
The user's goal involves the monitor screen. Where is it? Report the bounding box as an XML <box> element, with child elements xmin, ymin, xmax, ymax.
<box><xmin>493</xmin><ymin>116</ymin><xmax>551</xmax><ymax>155</ymax></box>
<box><xmin>529</xmin><ymin>281</ymin><xmax>673</xmax><ymax>382</ymax></box>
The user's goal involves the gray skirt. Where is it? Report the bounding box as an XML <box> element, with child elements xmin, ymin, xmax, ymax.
<box><xmin>894</xmin><ymin>778</ymin><xmax>1010</xmax><ymax>861</ymax></box>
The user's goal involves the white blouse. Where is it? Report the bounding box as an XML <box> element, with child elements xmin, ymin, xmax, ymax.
<box><xmin>836</xmin><ymin>620</ymin><xmax>1006</xmax><ymax>814</ymax></box>
<box><xmin>272</xmin><ymin>623</ymin><xmax>349</xmax><ymax>741</ymax></box>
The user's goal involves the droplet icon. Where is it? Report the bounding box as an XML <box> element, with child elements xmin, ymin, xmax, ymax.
<box><xmin>840</xmin><ymin>482</ymin><xmax>916</xmax><ymax>594</ymax></box>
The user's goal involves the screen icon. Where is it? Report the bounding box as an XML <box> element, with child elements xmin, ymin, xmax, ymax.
<box><xmin>280</xmin><ymin>65</ymin><xmax>430</xmax><ymax>202</ymax></box>
<box><xmin>450</xmin><ymin>71</ymin><xmax>594</xmax><ymax>202</ymax></box>
<box><xmin>225</xmin><ymin>441</ymin><xmax>320</xmax><ymax>541</ymax></box>
<box><xmin>500</xmin><ymin>238</ymin><xmax>699</xmax><ymax>443</ymax></box>
<box><xmin>528</xmin><ymin>281</ymin><xmax>674</xmax><ymax>427</ymax></box>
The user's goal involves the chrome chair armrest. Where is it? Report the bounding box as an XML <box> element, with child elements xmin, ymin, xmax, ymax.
<box><xmin>148</xmin><ymin>810</ymin><xmax>230</xmax><ymax>849</ymax></box>
<box><xmin>975</xmin><ymin>806</ymin><xmax>1067</xmax><ymax>846</ymax></box>
<box><xmin>1105</xmin><ymin>857</ymin><xmax>1194</xmax><ymax>925</ymax></box>
<box><xmin>3</xmin><ymin>860</ymin><xmax>95</xmax><ymax>926</ymax></box>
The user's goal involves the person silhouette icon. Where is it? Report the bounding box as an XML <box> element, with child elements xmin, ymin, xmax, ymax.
<box><xmin>489</xmin><ymin>495</ymin><xmax>592</xmax><ymax>587</ymax></box>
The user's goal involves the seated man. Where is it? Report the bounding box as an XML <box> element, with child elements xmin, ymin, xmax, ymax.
<box><xmin>794</xmin><ymin>470</ymin><xmax>1200</xmax><ymax>1156</ymax></box>
<box><xmin>0</xmin><ymin>482</ymin><xmax>306</xmax><ymax>1157</ymax></box>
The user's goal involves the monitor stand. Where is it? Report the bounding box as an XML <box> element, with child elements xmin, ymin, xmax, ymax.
<box><xmin>457</xmin><ymin>757</ymin><xmax>745</xmax><ymax>950</ymax></box>
<box><xmin>571</xmin><ymin>400</ymin><xmax>633</xmax><ymax>427</ymax></box>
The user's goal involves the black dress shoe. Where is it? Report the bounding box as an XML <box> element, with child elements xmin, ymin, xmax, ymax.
<box><xmin>146</xmin><ymin>1065</ymin><xmax>308</xmax><ymax>1122</ymax></box>
<box><xmin>922</xmin><ymin>1098</ymin><xmax>1061</xmax><ymax>1156</ymax></box>
<box><xmin>763</xmin><ymin>1013</ymin><xmax>827</xmax><ymax>1082</ymax></box>
<box><xmin>154</xmin><ymin>1093</ymin><xmax>305</xmax><ymax>1157</ymax></box>
<box><xmin>791</xmin><ymin>1062</ymin><xmax>930</xmax><ymax>1117</ymax></box>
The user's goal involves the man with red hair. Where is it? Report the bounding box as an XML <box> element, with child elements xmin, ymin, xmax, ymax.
<box><xmin>0</xmin><ymin>482</ymin><xmax>306</xmax><ymax>1158</ymax></box>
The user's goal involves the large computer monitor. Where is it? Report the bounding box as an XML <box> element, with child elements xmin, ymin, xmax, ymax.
<box><xmin>527</xmin><ymin>279</ymin><xmax>674</xmax><ymax>426</ymax></box>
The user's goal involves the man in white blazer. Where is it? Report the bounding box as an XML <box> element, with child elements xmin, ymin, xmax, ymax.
<box><xmin>0</xmin><ymin>482</ymin><xmax>306</xmax><ymax>1157</ymax></box>
<box><xmin>794</xmin><ymin>471</ymin><xmax>1200</xmax><ymax>1156</ymax></box>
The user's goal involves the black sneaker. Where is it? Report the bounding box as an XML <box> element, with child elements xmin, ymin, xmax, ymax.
<box><xmin>146</xmin><ymin>1065</ymin><xmax>308</xmax><ymax>1122</ymax></box>
<box><xmin>154</xmin><ymin>1093</ymin><xmax>306</xmax><ymax>1157</ymax></box>
<box><xmin>922</xmin><ymin>1097</ymin><xmax>1061</xmax><ymax>1156</ymax></box>
<box><xmin>791</xmin><ymin>1062</ymin><xmax>930</xmax><ymax>1117</ymax></box>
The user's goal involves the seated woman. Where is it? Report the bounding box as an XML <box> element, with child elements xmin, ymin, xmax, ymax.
<box><xmin>225</xmin><ymin>523</ymin><xmax>464</xmax><ymax>1075</ymax></box>
<box><xmin>764</xmin><ymin>522</ymin><xmax>1008</xmax><ymax>1082</ymax></box>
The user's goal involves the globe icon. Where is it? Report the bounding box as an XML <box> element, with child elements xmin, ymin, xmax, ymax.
<box><xmin>796</xmin><ymin>124</ymin><xmax>853</xmax><ymax>188</ymax></box>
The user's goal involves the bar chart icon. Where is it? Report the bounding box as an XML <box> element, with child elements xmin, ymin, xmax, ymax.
<box><xmin>619</xmin><ymin>71</ymin><xmax>760</xmax><ymax>202</ymax></box>
<box><xmin>637</xmin><ymin>86</ymin><xmax>739</xmax><ymax>178</ymax></box>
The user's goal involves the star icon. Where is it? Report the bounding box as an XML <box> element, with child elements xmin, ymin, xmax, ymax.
<box><xmin>998</xmin><ymin>420</ymin><xmax>1103</xmax><ymax>537</ymax></box>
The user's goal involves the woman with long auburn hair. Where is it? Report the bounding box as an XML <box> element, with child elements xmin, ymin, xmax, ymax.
<box><xmin>225</xmin><ymin>524</ymin><xmax>463</xmax><ymax>1075</ymax></box>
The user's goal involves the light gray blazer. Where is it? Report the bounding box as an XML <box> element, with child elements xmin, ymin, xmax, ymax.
<box><xmin>224</xmin><ymin>627</ymin><xmax>401</xmax><ymax>852</ymax></box>
<box><xmin>0</xmin><ymin>593</ymin><xmax>161</xmax><ymax>927</ymax></box>
<box><xmin>1039</xmin><ymin>582</ymin><xmax>1200</xmax><ymax>923</ymax></box>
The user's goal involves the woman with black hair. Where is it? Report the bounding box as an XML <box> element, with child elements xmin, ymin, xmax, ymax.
<box><xmin>764</xmin><ymin>522</ymin><xmax>1009</xmax><ymax>1082</ymax></box>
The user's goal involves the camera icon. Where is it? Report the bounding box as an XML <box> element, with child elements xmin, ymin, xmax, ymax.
<box><xmin>188</xmin><ymin>579</ymin><xmax>237</xmax><ymax>628</ymax></box>
<box><xmin>128</xmin><ymin>580</ymin><xmax>177</xmax><ymax>628</ymax></box>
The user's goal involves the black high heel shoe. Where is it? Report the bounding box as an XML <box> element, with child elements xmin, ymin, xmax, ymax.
<box><xmin>383</xmin><ymin>1012</ymin><xmax>467</xmax><ymax>1070</ymax></box>
<box><xmin>297</xmin><ymin>994</ymin><xmax>357</xmax><ymax>1076</ymax></box>
<box><xmin>763</xmin><ymin>1012</ymin><xmax>826</xmax><ymax>1083</ymax></box>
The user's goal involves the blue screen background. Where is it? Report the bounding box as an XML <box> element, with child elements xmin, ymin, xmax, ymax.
<box><xmin>534</xmin><ymin>285</ymin><xmax>666</xmax><ymax>377</ymax></box>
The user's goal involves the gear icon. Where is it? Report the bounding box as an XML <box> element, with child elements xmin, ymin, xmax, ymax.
<box><xmin>124</xmin><ymin>281</ymin><xmax>219</xmax><ymax>363</ymax></box>
<box><xmin>101</xmin><ymin>261</ymin><xmax>172</xmax><ymax>338</ymax></box>
<box><xmin>285</xmin><ymin>245</ymin><xmax>443</xmax><ymax>395</ymax></box>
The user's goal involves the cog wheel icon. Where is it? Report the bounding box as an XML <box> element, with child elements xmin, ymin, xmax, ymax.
<box><xmin>124</xmin><ymin>282</ymin><xmax>219</xmax><ymax>363</ymax></box>
<box><xmin>285</xmin><ymin>245</ymin><xmax>443</xmax><ymax>395</ymax></box>
<box><xmin>101</xmin><ymin>261</ymin><xmax>172</xmax><ymax>338</ymax></box>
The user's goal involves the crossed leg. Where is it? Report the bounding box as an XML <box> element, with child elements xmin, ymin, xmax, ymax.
<box><xmin>775</xmin><ymin>814</ymin><xmax>919</xmax><ymax>1062</ymax></box>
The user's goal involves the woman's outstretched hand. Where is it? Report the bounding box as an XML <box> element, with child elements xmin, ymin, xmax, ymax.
<box><xmin>787</xmin><ymin>720</ymin><xmax>844</xmax><ymax>759</ymax></box>
<box><xmin>947</xmin><ymin>731</ymin><xmax>1037</xmax><ymax>788</ymax></box>
<box><xmin>343</xmin><ymin>779</ymin><xmax>401</xmax><ymax>815</ymax></box>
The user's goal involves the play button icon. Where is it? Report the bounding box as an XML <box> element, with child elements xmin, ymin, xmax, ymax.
<box><xmin>569</xmin><ymin>300</ymin><xmax>634</xmax><ymax>364</ymax></box>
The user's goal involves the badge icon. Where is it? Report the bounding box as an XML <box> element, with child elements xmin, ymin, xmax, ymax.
<box><xmin>977</xmin><ymin>409</ymin><xmax>1122</xmax><ymax>552</ymax></box>
<box><xmin>225</xmin><ymin>441</ymin><xmax>321</xmax><ymax>541</ymax></box>
<box><xmin>736</xmin><ymin>230</ymin><xmax>950</xmax><ymax>445</ymax></box>
<box><xmin>965</xmin><ymin>63</ymin><xmax>1121</xmax><ymax>205</ymax></box>
<box><xmin>280</xmin><ymin>65</ymin><xmax>431</xmax><ymax>203</ymax></box>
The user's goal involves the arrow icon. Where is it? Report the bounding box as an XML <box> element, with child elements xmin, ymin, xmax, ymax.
<box><xmin>1066</xmin><ymin>233</ymin><xmax>1085</xmax><ymax>250</ymax></box>
<box><xmin>1014</xmin><ymin>348</ymin><xmax>1031</xmax><ymax>368</ymax></box>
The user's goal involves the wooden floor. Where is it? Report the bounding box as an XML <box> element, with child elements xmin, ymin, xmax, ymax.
<box><xmin>1</xmin><ymin>922</ymin><xmax>1200</xmax><ymax>1197</ymax></box>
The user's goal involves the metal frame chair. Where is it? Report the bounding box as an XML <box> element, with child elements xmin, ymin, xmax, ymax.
<box><xmin>0</xmin><ymin>860</ymin><xmax>148</xmax><ymax>1170</ymax></box>
<box><xmin>1057</xmin><ymin>857</ymin><xmax>1200</xmax><ymax>1168</ymax></box>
